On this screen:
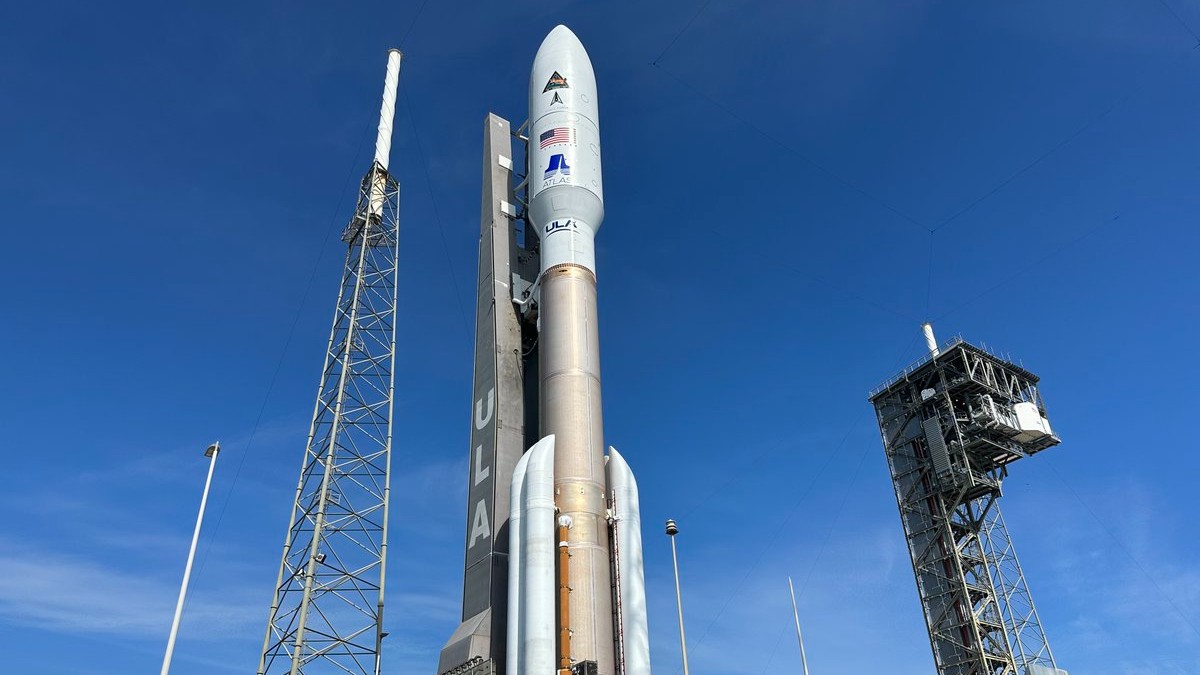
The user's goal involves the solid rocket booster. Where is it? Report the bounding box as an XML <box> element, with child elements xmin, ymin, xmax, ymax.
<box><xmin>527</xmin><ymin>24</ymin><xmax>611</xmax><ymax>675</ymax></box>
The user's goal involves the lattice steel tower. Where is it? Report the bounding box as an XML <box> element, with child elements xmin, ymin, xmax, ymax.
<box><xmin>258</xmin><ymin>49</ymin><xmax>403</xmax><ymax>675</ymax></box>
<box><xmin>869</xmin><ymin>325</ymin><xmax>1067</xmax><ymax>675</ymax></box>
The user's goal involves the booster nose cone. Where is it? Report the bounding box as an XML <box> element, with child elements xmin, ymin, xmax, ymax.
<box><xmin>527</xmin><ymin>25</ymin><xmax>604</xmax><ymax>273</ymax></box>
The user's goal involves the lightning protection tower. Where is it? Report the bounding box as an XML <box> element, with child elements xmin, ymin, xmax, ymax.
<box><xmin>257</xmin><ymin>49</ymin><xmax>403</xmax><ymax>675</ymax></box>
<box><xmin>868</xmin><ymin>325</ymin><xmax>1068</xmax><ymax>675</ymax></box>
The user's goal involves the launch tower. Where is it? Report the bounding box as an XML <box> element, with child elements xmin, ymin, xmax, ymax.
<box><xmin>869</xmin><ymin>327</ymin><xmax>1067</xmax><ymax>675</ymax></box>
<box><xmin>257</xmin><ymin>50</ymin><xmax>403</xmax><ymax>675</ymax></box>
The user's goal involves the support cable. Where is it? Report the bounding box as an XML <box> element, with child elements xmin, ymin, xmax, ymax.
<box><xmin>688</xmin><ymin>336</ymin><xmax>921</xmax><ymax>654</ymax></box>
<box><xmin>924</xmin><ymin>231</ymin><xmax>935</xmax><ymax>320</ymax></box>
<box><xmin>401</xmin><ymin>81</ymin><xmax>472</xmax><ymax>335</ymax></box>
<box><xmin>651</xmin><ymin>0</ymin><xmax>714</xmax><ymax>65</ymax></box>
<box><xmin>753</xmin><ymin>423</ymin><xmax>876</xmax><ymax>675</ymax></box>
<box><xmin>1155</xmin><ymin>0</ymin><xmax>1200</xmax><ymax>44</ymax></box>
<box><xmin>757</xmin><ymin>619</ymin><xmax>792</xmax><ymax>675</ymax></box>
<box><xmin>651</xmin><ymin>6</ymin><xmax>1199</xmax><ymax>324</ymax></box>
<box><xmin>187</xmin><ymin>124</ymin><xmax>372</xmax><ymax>595</ymax></box>
<box><xmin>1048</xmin><ymin>463</ymin><xmax>1200</xmax><ymax>640</ymax></box>
<box><xmin>794</xmin><ymin>430</ymin><xmax>875</xmax><ymax>601</ymax></box>
<box><xmin>649</xmin><ymin>63</ymin><xmax>932</xmax><ymax>236</ymax></box>
<box><xmin>400</xmin><ymin>0</ymin><xmax>431</xmax><ymax>46</ymax></box>
<box><xmin>687</xmin><ymin>420</ymin><xmax>858</xmax><ymax>654</ymax></box>
<box><xmin>927</xmin><ymin>81</ymin><xmax>1161</xmax><ymax>236</ymax></box>
<box><xmin>932</xmin><ymin>215</ymin><xmax>1118</xmax><ymax>322</ymax></box>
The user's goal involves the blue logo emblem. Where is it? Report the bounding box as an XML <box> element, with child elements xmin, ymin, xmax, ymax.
<box><xmin>544</xmin><ymin>154</ymin><xmax>571</xmax><ymax>180</ymax></box>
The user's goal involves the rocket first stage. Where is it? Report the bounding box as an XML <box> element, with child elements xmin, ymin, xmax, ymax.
<box><xmin>438</xmin><ymin>25</ymin><xmax>651</xmax><ymax>675</ymax></box>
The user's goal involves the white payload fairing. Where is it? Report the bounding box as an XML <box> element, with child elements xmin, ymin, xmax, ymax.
<box><xmin>527</xmin><ymin>25</ymin><xmax>604</xmax><ymax>274</ymax></box>
<box><xmin>438</xmin><ymin>25</ymin><xmax>650</xmax><ymax>675</ymax></box>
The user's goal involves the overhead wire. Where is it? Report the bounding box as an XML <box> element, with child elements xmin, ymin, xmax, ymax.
<box><xmin>924</xmin><ymin>231</ymin><xmax>935</xmax><ymax>320</ymax></box>
<box><xmin>183</xmin><ymin>9</ymin><xmax>456</xmax><ymax>613</ymax></box>
<box><xmin>758</xmin><ymin>619</ymin><xmax>793</xmax><ymax>675</ymax></box>
<box><xmin>1047</xmin><ymin>463</ymin><xmax>1200</xmax><ymax>639</ymax></box>
<box><xmin>686</xmin><ymin>420</ymin><xmax>860</xmax><ymax>654</ymax></box>
<box><xmin>761</xmin><ymin>421</ymin><xmax>878</xmax><ymax>674</ymax></box>
<box><xmin>649</xmin><ymin>63</ymin><xmax>933</xmax><ymax>236</ymax></box>
<box><xmin>642</xmin><ymin>13</ymin><xmax>1200</xmax><ymax>663</ymax></box>
<box><xmin>1155</xmin><ymin>0</ymin><xmax>1200</xmax><ymax>44</ymax></box>
<box><xmin>401</xmin><ymin>80</ymin><xmax>472</xmax><ymax>335</ymax></box>
<box><xmin>649</xmin><ymin>2</ymin><xmax>1200</xmax><ymax>326</ymax></box>
<box><xmin>932</xmin><ymin>215</ymin><xmax>1117</xmax><ymax>322</ymax></box>
<box><xmin>399</xmin><ymin>0</ymin><xmax>432</xmax><ymax>46</ymax></box>
<box><xmin>186</xmin><ymin>119</ymin><xmax>374</xmax><ymax>598</ymax></box>
<box><xmin>793</xmin><ymin>421</ymin><xmax>876</xmax><ymax>600</ymax></box>
<box><xmin>651</xmin><ymin>0</ymin><xmax>714</xmax><ymax>66</ymax></box>
<box><xmin>686</xmin><ymin>335</ymin><xmax>921</xmax><ymax>656</ymax></box>
<box><xmin>926</xmin><ymin>78</ymin><xmax>1164</xmax><ymax>236</ymax></box>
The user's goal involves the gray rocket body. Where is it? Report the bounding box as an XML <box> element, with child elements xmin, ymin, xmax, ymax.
<box><xmin>438</xmin><ymin>25</ymin><xmax>650</xmax><ymax>675</ymax></box>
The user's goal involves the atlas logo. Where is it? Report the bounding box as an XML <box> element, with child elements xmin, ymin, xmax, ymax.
<box><xmin>544</xmin><ymin>153</ymin><xmax>571</xmax><ymax>179</ymax></box>
<box><xmin>542</xmin><ymin>153</ymin><xmax>573</xmax><ymax>188</ymax></box>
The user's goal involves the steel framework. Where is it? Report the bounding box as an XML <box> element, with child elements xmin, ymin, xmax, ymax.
<box><xmin>258</xmin><ymin>162</ymin><xmax>400</xmax><ymax>675</ymax></box>
<box><xmin>869</xmin><ymin>338</ymin><xmax>1061</xmax><ymax>675</ymax></box>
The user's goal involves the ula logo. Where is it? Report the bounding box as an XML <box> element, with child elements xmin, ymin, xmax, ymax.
<box><xmin>544</xmin><ymin>153</ymin><xmax>571</xmax><ymax>180</ymax></box>
<box><xmin>544</xmin><ymin>219</ymin><xmax>575</xmax><ymax>235</ymax></box>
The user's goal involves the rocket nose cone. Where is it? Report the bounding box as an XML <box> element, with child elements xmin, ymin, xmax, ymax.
<box><xmin>537</xmin><ymin>24</ymin><xmax>587</xmax><ymax>57</ymax></box>
<box><xmin>531</xmin><ymin>23</ymin><xmax>596</xmax><ymax>102</ymax></box>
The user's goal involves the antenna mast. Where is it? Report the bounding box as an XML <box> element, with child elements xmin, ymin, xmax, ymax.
<box><xmin>787</xmin><ymin>577</ymin><xmax>811</xmax><ymax>675</ymax></box>
<box><xmin>257</xmin><ymin>48</ymin><xmax>404</xmax><ymax>675</ymax></box>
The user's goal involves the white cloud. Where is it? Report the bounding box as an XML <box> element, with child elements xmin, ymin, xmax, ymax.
<box><xmin>0</xmin><ymin>541</ymin><xmax>259</xmax><ymax>641</ymax></box>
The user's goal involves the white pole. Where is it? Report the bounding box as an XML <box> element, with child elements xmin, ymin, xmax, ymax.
<box><xmin>787</xmin><ymin>577</ymin><xmax>811</xmax><ymax>675</ymax></box>
<box><xmin>666</xmin><ymin>520</ymin><xmax>689</xmax><ymax>675</ymax></box>
<box><xmin>374</xmin><ymin>49</ymin><xmax>403</xmax><ymax>171</ymax></box>
<box><xmin>922</xmin><ymin>322</ymin><xmax>939</xmax><ymax>357</ymax></box>
<box><xmin>160</xmin><ymin>442</ymin><xmax>220</xmax><ymax>675</ymax></box>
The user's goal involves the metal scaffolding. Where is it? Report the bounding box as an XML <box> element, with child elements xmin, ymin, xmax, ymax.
<box><xmin>257</xmin><ymin>162</ymin><xmax>400</xmax><ymax>675</ymax></box>
<box><xmin>870</xmin><ymin>338</ymin><xmax>1061</xmax><ymax>675</ymax></box>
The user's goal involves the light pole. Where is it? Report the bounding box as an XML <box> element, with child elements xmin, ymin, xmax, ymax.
<box><xmin>665</xmin><ymin>519</ymin><xmax>690</xmax><ymax>675</ymax></box>
<box><xmin>787</xmin><ymin>576</ymin><xmax>811</xmax><ymax>675</ymax></box>
<box><xmin>160</xmin><ymin>441</ymin><xmax>220</xmax><ymax>675</ymax></box>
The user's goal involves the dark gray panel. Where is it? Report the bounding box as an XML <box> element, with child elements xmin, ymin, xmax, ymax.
<box><xmin>440</xmin><ymin>113</ymin><xmax>536</xmax><ymax>675</ymax></box>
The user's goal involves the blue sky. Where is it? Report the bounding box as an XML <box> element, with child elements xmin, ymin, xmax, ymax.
<box><xmin>1</xmin><ymin>1</ymin><xmax>1198</xmax><ymax>673</ymax></box>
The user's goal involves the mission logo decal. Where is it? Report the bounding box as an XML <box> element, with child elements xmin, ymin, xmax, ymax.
<box><xmin>543</xmin><ymin>71</ymin><xmax>569</xmax><ymax>92</ymax></box>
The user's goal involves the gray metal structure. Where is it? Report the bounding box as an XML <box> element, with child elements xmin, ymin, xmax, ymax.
<box><xmin>438</xmin><ymin>113</ymin><xmax>540</xmax><ymax>675</ymax></box>
<box><xmin>869</xmin><ymin>337</ymin><xmax>1063</xmax><ymax>675</ymax></box>
<box><xmin>257</xmin><ymin>51</ymin><xmax>402</xmax><ymax>675</ymax></box>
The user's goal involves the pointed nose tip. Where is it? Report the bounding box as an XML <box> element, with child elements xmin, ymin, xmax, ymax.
<box><xmin>548</xmin><ymin>24</ymin><xmax>576</xmax><ymax>40</ymax></box>
<box><xmin>539</xmin><ymin>24</ymin><xmax>584</xmax><ymax>52</ymax></box>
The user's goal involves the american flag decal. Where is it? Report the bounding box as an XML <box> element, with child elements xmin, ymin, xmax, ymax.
<box><xmin>539</xmin><ymin>127</ymin><xmax>573</xmax><ymax>149</ymax></box>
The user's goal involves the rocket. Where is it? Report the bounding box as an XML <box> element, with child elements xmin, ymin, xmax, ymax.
<box><xmin>438</xmin><ymin>25</ymin><xmax>650</xmax><ymax>675</ymax></box>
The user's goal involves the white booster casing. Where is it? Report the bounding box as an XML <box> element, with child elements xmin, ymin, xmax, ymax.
<box><xmin>607</xmin><ymin>447</ymin><xmax>651</xmax><ymax>675</ymax></box>
<box><xmin>528</xmin><ymin>25</ymin><xmax>604</xmax><ymax>274</ymax></box>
